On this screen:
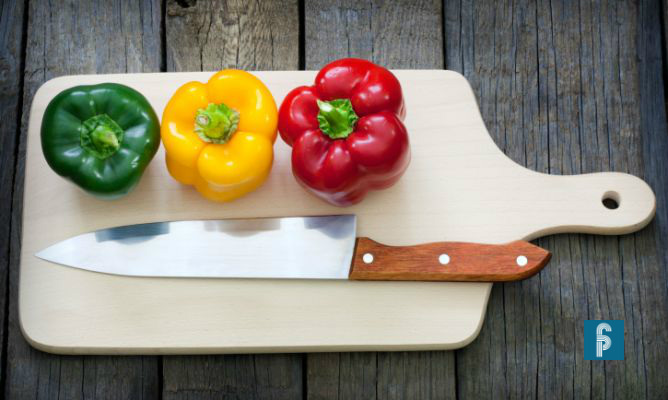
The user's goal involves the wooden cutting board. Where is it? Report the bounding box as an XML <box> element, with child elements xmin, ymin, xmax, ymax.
<box><xmin>19</xmin><ymin>70</ymin><xmax>656</xmax><ymax>354</ymax></box>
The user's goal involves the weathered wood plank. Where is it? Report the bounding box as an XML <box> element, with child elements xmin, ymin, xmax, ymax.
<box><xmin>166</xmin><ymin>0</ymin><xmax>299</xmax><ymax>71</ymax></box>
<box><xmin>5</xmin><ymin>0</ymin><xmax>162</xmax><ymax>398</ymax></box>
<box><xmin>635</xmin><ymin>1</ymin><xmax>668</xmax><ymax>397</ymax></box>
<box><xmin>307</xmin><ymin>352</ymin><xmax>376</xmax><ymax>400</ymax></box>
<box><xmin>162</xmin><ymin>1</ymin><xmax>302</xmax><ymax>398</ymax></box>
<box><xmin>447</xmin><ymin>0</ymin><xmax>668</xmax><ymax>398</ymax></box>
<box><xmin>0</xmin><ymin>0</ymin><xmax>25</xmax><ymax>392</ymax></box>
<box><xmin>304</xmin><ymin>1</ymin><xmax>455</xmax><ymax>399</ymax></box>
<box><xmin>305</xmin><ymin>0</ymin><xmax>443</xmax><ymax>70</ymax></box>
<box><xmin>162</xmin><ymin>354</ymin><xmax>303</xmax><ymax>400</ymax></box>
<box><xmin>663</xmin><ymin>0</ymin><xmax>668</xmax><ymax>83</ymax></box>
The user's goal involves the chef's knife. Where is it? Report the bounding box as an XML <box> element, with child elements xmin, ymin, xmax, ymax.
<box><xmin>35</xmin><ymin>215</ymin><xmax>550</xmax><ymax>282</ymax></box>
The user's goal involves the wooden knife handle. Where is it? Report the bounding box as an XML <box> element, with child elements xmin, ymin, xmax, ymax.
<box><xmin>349</xmin><ymin>238</ymin><xmax>551</xmax><ymax>282</ymax></box>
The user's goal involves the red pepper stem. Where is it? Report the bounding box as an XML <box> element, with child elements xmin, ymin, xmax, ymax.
<box><xmin>316</xmin><ymin>99</ymin><xmax>359</xmax><ymax>139</ymax></box>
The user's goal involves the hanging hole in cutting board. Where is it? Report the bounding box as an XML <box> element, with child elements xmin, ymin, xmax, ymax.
<box><xmin>602</xmin><ymin>191</ymin><xmax>620</xmax><ymax>210</ymax></box>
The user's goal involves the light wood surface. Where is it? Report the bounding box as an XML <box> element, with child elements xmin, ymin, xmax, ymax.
<box><xmin>19</xmin><ymin>70</ymin><xmax>655</xmax><ymax>354</ymax></box>
<box><xmin>349</xmin><ymin>239</ymin><xmax>551</xmax><ymax>282</ymax></box>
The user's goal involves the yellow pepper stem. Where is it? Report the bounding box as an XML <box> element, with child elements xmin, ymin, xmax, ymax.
<box><xmin>195</xmin><ymin>103</ymin><xmax>240</xmax><ymax>144</ymax></box>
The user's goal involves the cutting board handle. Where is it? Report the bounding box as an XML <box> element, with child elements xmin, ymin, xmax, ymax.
<box><xmin>523</xmin><ymin>171</ymin><xmax>656</xmax><ymax>239</ymax></box>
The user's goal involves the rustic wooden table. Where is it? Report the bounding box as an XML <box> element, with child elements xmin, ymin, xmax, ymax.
<box><xmin>1</xmin><ymin>0</ymin><xmax>667</xmax><ymax>398</ymax></box>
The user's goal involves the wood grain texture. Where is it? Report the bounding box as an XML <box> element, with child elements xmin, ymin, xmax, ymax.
<box><xmin>304</xmin><ymin>1</ymin><xmax>455</xmax><ymax>399</ymax></box>
<box><xmin>664</xmin><ymin>0</ymin><xmax>668</xmax><ymax>83</ymax></box>
<box><xmin>0</xmin><ymin>0</ymin><xmax>25</xmax><ymax>391</ymax></box>
<box><xmin>350</xmin><ymin>239</ymin><xmax>551</xmax><ymax>282</ymax></box>
<box><xmin>6</xmin><ymin>0</ymin><xmax>162</xmax><ymax>398</ymax></box>
<box><xmin>305</xmin><ymin>0</ymin><xmax>443</xmax><ymax>70</ymax></box>
<box><xmin>165</xmin><ymin>0</ymin><xmax>299</xmax><ymax>72</ymax></box>
<box><xmin>163</xmin><ymin>354</ymin><xmax>302</xmax><ymax>400</ymax></box>
<box><xmin>307</xmin><ymin>350</ymin><xmax>457</xmax><ymax>400</ymax></box>
<box><xmin>636</xmin><ymin>0</ymin><xmax>668</xmax><ymax>397</ymax></box>
<box><xmin>446</xmin><ymin>0</ymin><xmax>668</xmax><ymax>398</ymax></box>
<box><xmin>163</xmin><ymin>1</ymin><xmax>302</xmax><ymax>399</ymax></box>
<box><xmin>307</xmin><ymin>352</ymin><xmax>376</xmax><ymax>400</ymax></box>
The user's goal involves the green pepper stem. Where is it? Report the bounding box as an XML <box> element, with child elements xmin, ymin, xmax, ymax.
<box><xmin>316</xmin><ymin>99</ymin><xmax>359</xmax><ymax>139</ymax></box>
<box><xmin>80</xmin><ymin>114</ymin><xmax>124</xmax><ymax>159</ymax></box>
<box><xmin>195</xmin><ymin>103</ymin><xmax>240</xmax><ymax>144</ymax></box>
<box><xmin>92</xmin><ymin>126</ymin><xmax>119</xmax><ymax>148</ymax></box>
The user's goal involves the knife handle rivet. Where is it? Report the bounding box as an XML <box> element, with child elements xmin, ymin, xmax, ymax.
<box><xmin>438</xmin><ymin>254</ymin><xmax>450</xmax><ymax>265</ymax></box>
<box><xmin>362</xmin><ymin>253</ymin><xmax>374</xmax><ymax>264</ymax></box>
<box><xmin>516</xmin><ymin>255</ymin><xmax>528</xmax><ymax>267</ymax></box>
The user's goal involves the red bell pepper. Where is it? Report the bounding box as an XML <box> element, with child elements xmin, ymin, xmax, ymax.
<box><xmin>278</xmin><ymin>58</ymin><xmax>411</xmax><ymax>206</ymax></box>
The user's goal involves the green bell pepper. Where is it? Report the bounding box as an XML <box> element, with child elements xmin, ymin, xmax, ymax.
<box><xmin>41</xmin><ymin>83</ymin><xmax>160</xmax><ymax>199</ymax></box>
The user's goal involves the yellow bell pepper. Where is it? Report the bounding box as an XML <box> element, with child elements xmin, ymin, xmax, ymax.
<box><xmin>161</xmin><ymin>70</ymin><xmax>277</xmax><ymax>202</ymax></box>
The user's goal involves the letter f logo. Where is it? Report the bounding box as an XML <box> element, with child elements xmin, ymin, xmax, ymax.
<box><xmin>585</xmin><ymin>320</ymin><xmax>623</xmax><ymax>360</ymax></box>
<box><xmin>596</xmin><ymin>323</ymin><xmax>612</xmax><ymax>357</ymax></box>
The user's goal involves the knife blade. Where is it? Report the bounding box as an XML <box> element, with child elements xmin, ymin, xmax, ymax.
<box><xmin>35</xmin><ymin>215</ymin><xmax>551</xmax><ymax>282</ymax></box>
